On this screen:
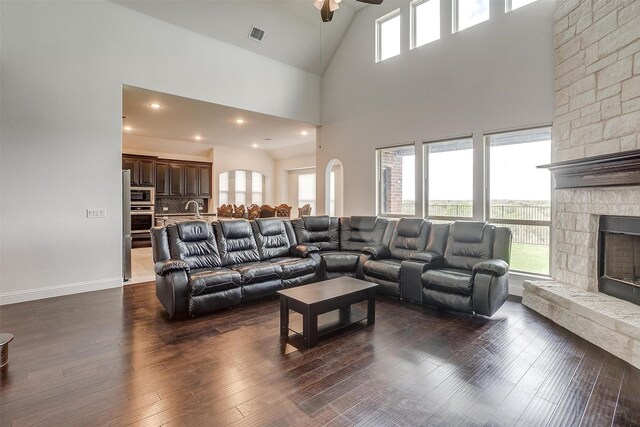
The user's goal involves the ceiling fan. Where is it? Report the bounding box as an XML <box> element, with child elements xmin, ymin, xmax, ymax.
<box><xmin>314</xmin><ymin>0</ymin><xmax>383</xmax><ymax>22</ymax></box>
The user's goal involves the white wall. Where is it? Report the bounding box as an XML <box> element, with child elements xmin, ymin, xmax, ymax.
<box><xmin>274</xmin><ymin>155</ymin><xmax>316</xmax><ymax>205</ymax></box>
<box><xmin>122</xmin><ymin>134</ymin><xmax>214</xmax><ymax>163</ymax></box>
<box><xmin>317</xmin><ymin>0</ymin><xmax>555</xmax><ymax>216</ymax></box>
<box><xmin>0</xmin><ymin>0</ymin><xmax>320</xmax><ymax>304</ymax></box>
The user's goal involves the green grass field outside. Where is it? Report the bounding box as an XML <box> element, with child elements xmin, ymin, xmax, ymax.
<box><xmin>510</xmin><ymin>242</ymin><xmax>550</xmax><ymax>275</ymax></box>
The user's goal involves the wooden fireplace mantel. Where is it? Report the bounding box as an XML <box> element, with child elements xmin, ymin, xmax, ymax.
<box><xmin>538</xmin><ymin>149</ymin><xmax>640</xmax><ymax>189</ymax></box>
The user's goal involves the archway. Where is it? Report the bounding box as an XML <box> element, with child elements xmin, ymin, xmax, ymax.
<box><xmin>324</xmin><ymin>159</ymin><xmax>343</xmax><ymax>216</ymax></box>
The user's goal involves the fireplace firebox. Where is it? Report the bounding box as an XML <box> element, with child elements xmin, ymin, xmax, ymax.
<box><xmin>599</xmin><ymin>216</ymin><xmax>640</xmax><ymax>305</ymax></box>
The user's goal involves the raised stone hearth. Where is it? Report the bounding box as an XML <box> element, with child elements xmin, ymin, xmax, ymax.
<box><xmin>524</xmin><ymin>280</ymin><xmax>640</xmax><ymax>368</ymax></box>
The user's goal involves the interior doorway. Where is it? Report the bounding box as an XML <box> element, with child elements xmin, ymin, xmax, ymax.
<box><xmin>325</xmin><ymin>159</ymin><xmax>343</xmax><ymax>216</ymax></box>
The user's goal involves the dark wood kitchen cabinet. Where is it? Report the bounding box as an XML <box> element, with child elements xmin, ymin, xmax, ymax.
<box><xmin>155</xmin><ymin>162</ymin><xmax>169</xmax><ymax>196</ymax></box>
<box><xmin>184</xmin><ymin>165</ymin><xmax>198</xmax><ymax>197</ymax></box>
<box><xmin>169</xmin><ymin>163</ymin><xmax>185</xmax><ymax>196</ymax></box>
<box><xmin>198</xmin><ymin>165</ymin><xmax>212</xmax><ymax>198</ymax></box>
<box><xmin>122</xmin><ymin>155</ymin><xmax>156</xmax><ymax>187</ymax></box>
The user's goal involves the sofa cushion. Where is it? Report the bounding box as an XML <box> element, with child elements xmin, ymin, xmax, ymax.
<box><xmin>292</xmin><ymin>216</ymin><xmax>340</xmax><ymax>251</ymax></box>
<box><xmin>189</xmin><ymin>268</ymin><xmax>241</xmax><ymax>296</ymax></box>
<box><xmin>363</xmin><ymin>258</ymin><xmax>403</xmax><ymax>282</ymax></box>
<box><xmin>167</xmin><ymin>221</ymin><xmax>222</xmax><ymax>270</ymax></box>
<box><xmin>339</xmin><ymin>216</ymin><xmax>389</xmax><ymax>252</ymax></box>
<box><xmin>389</xmin><ymin>218</ymin><xmax>430</xmax><ymax>260</ymax></box>
<box><xmin>230</xmin><ymin>262</ymin><xmax>282</xmax><ymax>285</ymax></box>
<box><xmin>321</xmin><ymin>251</ymin><xmax>361</xmax><ymax>272</ymax></box>
<box><xmin>252</xmin><ymin>218</ymin><xmax>292</xmax><ymax>260</ymax></box>
<box><xmin>422</xmin><ymin>268</ymin><xmax>473</xmax><ymax>296</ymax></box>
<box><xmin>444</xmin><ymin>222</ymin><xmax>494</xmax><ymax>270</ymax></box>
<box><xmin>213</xmin><ymin>220</ymin><xmax>261</xmax><ymax>266</ymax></box>
<box><xmin>269</xmin><ymin>257</ymin><xmax>318</xmax><ymax>279</ymax></box>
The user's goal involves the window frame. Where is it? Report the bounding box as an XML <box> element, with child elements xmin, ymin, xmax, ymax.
<box><xmin>375</xmin><ymin>8</ymin><xmax>402</xmax><ymax>63</ymax></box>
<box><xmin>484</xmin><ymin>126</ymin><xmax>553</xmax><ymax>276</ymax></box>
<box><xmin>452</xmin><ymin>0</ymin><xmax>490</xmax><ymax>33</ymax></box>
<box><xmin>422</xmin><ymin>136</ymin><xmax>474</xmax><ymax>222</ymax></box>
<box><xmin>375</xmin><ymin>143</ymin><xmax>416</xmax><ymax>217</ymax></box>
<box><xmin>505</xmin><ymin>0</ymin><xmax>537</xmax><ymax>12</ymax></box>
<box><xmin>410</xmin><ymin>0</ymin><xmax>440</xmax><ymax>50</ymax></box>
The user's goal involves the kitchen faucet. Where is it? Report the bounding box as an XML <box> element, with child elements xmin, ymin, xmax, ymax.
<box><xmin>185</xmin><ymin>200</ymin><xmax>201</xmax><ymax>219</ymax></box>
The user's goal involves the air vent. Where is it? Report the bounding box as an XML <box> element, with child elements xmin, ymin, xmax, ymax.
<box><xmin>248</xmin><ymin>26</ymin><xmax>265</xmax><ymax>42</ymax></box>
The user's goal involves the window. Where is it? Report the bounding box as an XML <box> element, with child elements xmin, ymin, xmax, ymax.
<box><xmin>423</xmin><ymin>138</ymin><xmax>473</xmax><ymax>220</ymax></box>
<box><xmin>219</xmin><ymin>171</ymin><xmax>229</xmax><ymax>205</ymax></box>
<box><xmin>411</xmin><ymin>0</ymin><xmax>440</xmax><ymax>49</ymax></box>
<box><xmin>298</xmin><ymin>173</ymin><xmax>316</xmax><ymax>216</ymax></box>
<box><xmin>218</xmin><ymin>170</ymin><xmax>264</xmax><ymax>206</ymax></box>
<box><xmin>377</xmin><ymin>144</ymin><xmax>415</xmax><ymax>215</ymax></box>
<box><xmin>376</xmin><ymin>9</ymin><xmax>401</xmax><ymax>62</ymax></box>
<box><xmin>235</xmin><ymin>170</ymin><xmax>246</xmax><ymax>206</ymax></box>
<box><xmin>486</xmin><ymin>127</ymin><xmax>552</xmax><ymax>275</ymax></box>
<box><xmin>453</xmin><ymin>0</ymin><xmax>489</xmax><ymax>32</ymax></box>
<box><xmin>251</xmin><ymin>171</ymin><xmax>263</xmax><ymax>206</ymax></box>
<box><xmin>329</xmin><ymin>170</ymin><xmax>336</xmax><ymax>216</ymax></box>
<box><xmin>506</xmin><ymin>0</ymin><xmax>537</xmax><ymax>12</ymax></box>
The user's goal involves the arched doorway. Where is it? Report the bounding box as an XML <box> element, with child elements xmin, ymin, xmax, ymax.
<box><xmin>324</xmin><ymin>159</ymin><xmax>343</xmax><ymax>216</ymax></box>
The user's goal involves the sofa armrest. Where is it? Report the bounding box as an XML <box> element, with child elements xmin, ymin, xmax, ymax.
<box><xmin>290</xmin><ymin>244</ymin><xmax>320</xmax><ymax>258</ymax></box>
<box><xmin>362</xmin><ymin>245</ymin><xmax>390</xmax><ymax>260</ymax></box>
<box><xmin>410</xmin><ymin>251</ymin><xmax>443</xmax><ymax>264</ymax></box>
<box><xmin>472</xmin><ymin>259</ymin><xmax>509</xmax><ymax>277</ymax></box>
<box><xmin>154</xmin><ymin>259</ymin><xmax>190</xmax><ymax>276</ymax></box>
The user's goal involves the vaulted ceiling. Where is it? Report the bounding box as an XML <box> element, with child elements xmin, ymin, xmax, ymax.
<box><xmin>111</xmin><ymin>0</ymin><xmax>368</xmax><ymax>75</ymax></box>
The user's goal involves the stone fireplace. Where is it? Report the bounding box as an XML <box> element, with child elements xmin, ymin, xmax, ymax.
<box><xmin>522</xmin><ymin>0</ymin><xmax>640</xmax><ymax>369</ymax></box>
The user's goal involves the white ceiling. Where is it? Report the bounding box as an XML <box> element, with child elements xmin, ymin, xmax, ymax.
<box><xmin>111</xmin><ymin>0</ymin><xmax>369</xmax><ymax>75</ymax></box>
<box><xmin>122</xmin><ymin>85</ymin><xmax>317</xmax><ymax>159</ymax></box>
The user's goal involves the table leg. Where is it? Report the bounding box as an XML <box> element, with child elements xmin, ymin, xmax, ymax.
<box><xmin>280</xmin><ymin>297</ymin><xmax>289</xmax><ymax>337</ymax></box>
<box><xmin>339</xmin><ymin>305</ymin><xmax>351</xmax><ymax>324</ymax></box>
<box><xmin>303</xmin><ymin>308</ymin><xmax>318</xmax><ymax>348</ymax></box>
<box><xmin>367</xmin><ymin>292</ymin><xmax>376</xmax><ymax>325</ymax></box>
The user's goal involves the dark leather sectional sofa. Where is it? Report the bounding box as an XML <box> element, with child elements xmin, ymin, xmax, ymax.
<box><xmin>150</xmin><ymin>216</ymin><xmax>512</xmax><ymax>319</ymax></box>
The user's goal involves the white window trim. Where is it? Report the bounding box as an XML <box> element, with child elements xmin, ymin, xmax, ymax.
<box><xmin>375</xmin><ymin>8</ymin><xmax>401</xmax><ymax>63</ymax></box>
<box><xmin>410</xmin><ymin>0</ymin><xmax>439</xmax><ymax>50</ymax></box>
<box><xmin>375</xmin><ymin>143</ymin><xmax>416</xmax><ymax>216</ymax></box>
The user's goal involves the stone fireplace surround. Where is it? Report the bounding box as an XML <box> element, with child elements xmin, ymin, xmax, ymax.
<box><xmin>523</xmin><ymin>0</ymin><xmax>640</xmax><ymax>369</ymax></box>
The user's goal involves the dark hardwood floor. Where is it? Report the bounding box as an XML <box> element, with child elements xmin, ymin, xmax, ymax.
<box><xmin>1</xmin><ymin>282</ymin><xmax>638</xmax><ymax>426</ymax></box>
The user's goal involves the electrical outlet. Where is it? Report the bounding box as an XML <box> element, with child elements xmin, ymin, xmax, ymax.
<box><xmin>87</xmin><ymin>208</ymin><xmax>106</xmax><ymax>218</ymax></box>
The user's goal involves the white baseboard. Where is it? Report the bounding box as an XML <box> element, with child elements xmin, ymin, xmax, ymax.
<box><xmin>0</xmin><ymin>277</ymin><xmax>122</xmax><ymax>305</ymax></box>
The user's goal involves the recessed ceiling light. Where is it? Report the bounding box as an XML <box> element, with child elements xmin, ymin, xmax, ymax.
<box><xmin>149</xmin><ymin>103</ymin><xmax>161</xmax><ymax>109</ymax></box>
<box><xmin>252</xmin><ymin>143</ymin><xmax>259</xmax><ymax>148</ymax></box>
<box><xmin>264</xmin><ymin>138</ymin><xmax>272</xmax><ymax>141</ymax></box>
<box><xmin>124</xmin><ymin>126</ymin><xmax>132</xmax><ymax>131</ymax></box>
<box><xmin>236</xmin><ymin>118</ymin><xmax>244</xmax><ymax>124</ymax></box>
<box><xmin>195</xmin><ymin>135</ymin><xmax>202</xmax><ymax>141</ymax></box>
<box><xmin>301</xmin><ymin>131</ymin><xmax>308</xmax><ymax>136</ymax></box>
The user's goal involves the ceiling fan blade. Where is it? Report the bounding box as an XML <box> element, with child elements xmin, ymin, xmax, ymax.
<box><xmin>356</xmin><ymin>0</ymin><xmax>384</xmax><ymax>4</ymax></box>
<box><xmin>321</xmin><ymin>0</ymin><xmax>334</xmax><ymax>22</ymax></box>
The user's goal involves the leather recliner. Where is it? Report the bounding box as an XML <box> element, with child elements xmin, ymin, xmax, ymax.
<box><xmin>321</xmin><ymin>216</ymin><xmax>390</xmax><ymax>279</ymax></box>
<box><xmin>421</xmin><ymin>221</ymin><xmax>512</xmax><ymax>317</ymax></box>
<box><xmin>251</xmin><ymin>218</ymin><xmax>320</xmax><ymax>288</ymax></box>
<box><xmin>151</xmin><ymin>221</ymin><xmax>242</xmax><ymax>318</ymax></box>
<box><xmin>358</xmin><ymin>218</ymin><xmax>431</xmax><ymax>297</ymax></box>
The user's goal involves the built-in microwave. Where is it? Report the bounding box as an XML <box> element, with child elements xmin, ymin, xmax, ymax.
<box><xmin>131</xmin><ymin>187</ymin><xmax>154</xmax><ymax>205</ymax></box>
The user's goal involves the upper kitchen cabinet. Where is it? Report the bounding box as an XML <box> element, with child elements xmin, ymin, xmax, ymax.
<box><xmin>169</xmin><ymin>163</ymin><xmax>185</xmax><ymax>196</ymax></box>
<box><xmin>184</xmin><ymin>165</ymin><xmax>198</xmax><ymax>197</ymax></box>
<box><xmin>155</xmin><ymin>162</ymin><xmax>169</xmax><ymax>196</ymax></box>
<box><xmin>122</xmin><ymin>155</ymin><xmax>156</xmax><ymax>187</ymax></box>
<box><xmin>198</xmin><ymin>165</ymin><xmax>212</xmax><ymax>198</ymax></box>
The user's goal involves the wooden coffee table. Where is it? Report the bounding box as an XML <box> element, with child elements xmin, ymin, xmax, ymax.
<box><xmin>277</xmin><ymin>277</ymin><xmax>378</xmax><ymax>348</ymax></box>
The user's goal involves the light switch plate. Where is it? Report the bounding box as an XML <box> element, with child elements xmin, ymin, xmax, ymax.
<box><xmin>87</xmin><ymin>208</ymin><xmax>106</xmax><ymax>218</ymax></box>
<box><xmin>163</xmin><ymin>207</ymin><xmax>168</xmax><ymax>211</ymax></box>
